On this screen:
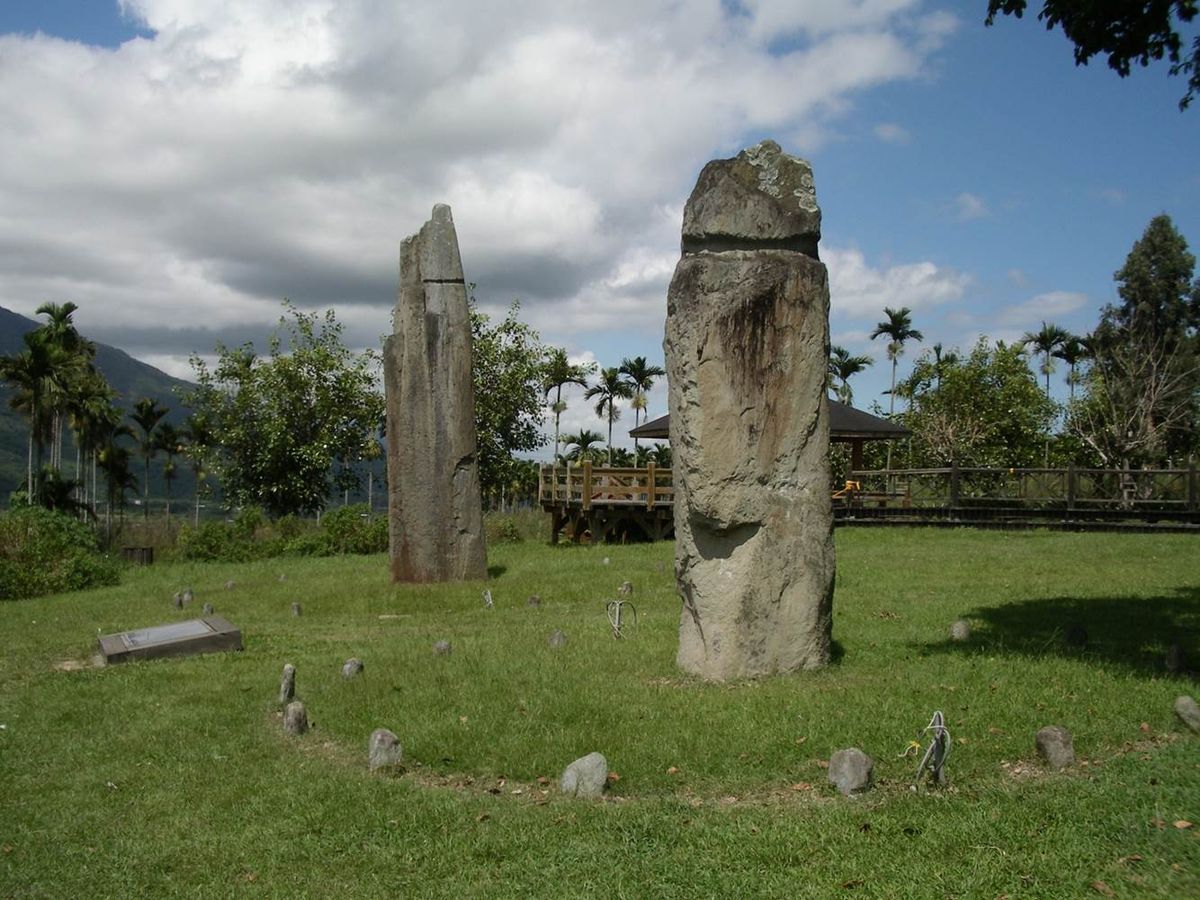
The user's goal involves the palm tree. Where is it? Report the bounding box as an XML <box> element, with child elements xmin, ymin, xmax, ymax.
<box><xmin>66</xmin><ymin>371</ymin><xmax>117</xmax><ymax>515</ymax></box>
<box><xmin>0</xmin><ymin>330</ymin><xmax>73</xmax><ymax>499</ymax></box>
<box><xmin>561</xmin><ymin>429</ymin><xmax>605</xmax><ymax>463</ymax></box>
<box><xmin>156</xmin><ymin>421</ymin><xmax>183</xmax><ymax>525</ymax></box>
<box><xmin>584</xmin><ymin>367</ymin><xmax>634</xmax><ymax>466</ymax></box>
<box><xmin>870</xmin><ymin>307</ymin><xmax>924</xmax><ymax>471</ymax></box>
<box><xmin>1052</xmin><ymin>335</ymin><xmax>1089</xmax><ymax>401</ymax></box>
<box><xmin>130</xmin><ymin>397</ymin><xmax>168</xmax><ymax>520</ymax></box>
<box><xmin>931</xmin><ymin>343</ymin><xmax>959</xmax><ymax>392</ymax></box>
<box><xmin>618</xmin><ymin>356</ymin><xmax>666</xmax><ymax>455</ymax></box>
<box><xmin>1021</xmin><ymin>321</ymin><xmax>1070</xmax><ymax>397</ymax></box>
<box><xmin>828</xmin><ymin>346</ymin><xmax>873</xmax><ymax>405</ymax></box>
<box><xmin>96</xmin><ymin>425</ymin><xmax>136</xmax><ymax>538</ymax></box>
<box><xmin>34</xmin><ymin>301</ymin><xmax>93</xmax><ymax>469</ymax></box>
<box><xmin>542</xmin><ymin>349</ymin><xmax>593</xmax><ymax>463</ymax></box>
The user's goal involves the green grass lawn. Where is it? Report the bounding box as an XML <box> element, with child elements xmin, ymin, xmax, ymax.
<box><xmin>2</xmin><ymin>528</ymin><xmax>1198</xmax><ymax>898</ymax></box>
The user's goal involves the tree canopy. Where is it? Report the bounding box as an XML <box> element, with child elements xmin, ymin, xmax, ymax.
<box><xmin>986</xmin><ymin>1</ymin><xmax>1200</xmax><ymax>108</ymax></box>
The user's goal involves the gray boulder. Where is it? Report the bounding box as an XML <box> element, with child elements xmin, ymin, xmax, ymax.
<box><xmin>548</xmin><ymin>630</ymin><xmax>568</xmax><ymax>648</ymax></box>
<box><xmin>283</xmin><ymin>701</ymin><xmax>308</xmax><ymax>736</ymax></box>
<box><xmin>666</xmin><ymin>140</ymin><xmax>834</xmax><ymax>681</ymax></box>
<box><xmin>1035</xmin><ymin>725</ymin><xmax>1074</xmax><ymax>769</ymax></box>
<box><xmin>433</xmin><ymin>639</ymin><xmax>452</xmax><ymax>656</ymax></box>
<box><xmin>341</xmin><ymin>658</ymin><xmax>364</xmax><ymax>680</ymax></box>
<box><xmin>828</xmin><ymin>748</ymin><xmax>874</xmax><ymax>796</ymax></box>
<box><xmin>527</xmin><ymin>594</ymin><xmax>541</xmax><ymax>607</ymax></box>
<box><xmin>368</xmin><ymin>728</ymin><xmax>403</xmax><ymax>772</ymax></box>
<box><xmin>561</xmin><ymin>751</ymin><xmax>608</xmax><ymax>799</ymax></box>
<box><xmin>278</xmin><ymin>663</ymin><xmax>296</xmax><ymax>706</ymax></box>
<box><xmin>202</xmin><ymin>602</ymin><xmax>215</xmax><ymax>616</ymax></box>
<box><xmin>1174</xmin><ymin>695</ymin><xmax>1200</xmax><ymax>733</ymax></box>
<box><xmin>949</xmin><ymin>620</ymin><xmax>971</xmax><ymax>642</ymax></box>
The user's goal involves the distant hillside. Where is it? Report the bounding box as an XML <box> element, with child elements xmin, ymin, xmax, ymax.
<box><xmin>0</xmin><ymin>306</ymin><xmax>197</xmax><ymax>500</ymax></box>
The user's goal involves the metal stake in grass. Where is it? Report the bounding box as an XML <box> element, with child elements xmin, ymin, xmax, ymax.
<box><xmin>482</xmin><ymin>589</ymin><xmax>494</xmax><ymax>609</ymax></box>
<box><xmin>606</xmin><ymin>599</ymin><xmax>637</xmax><ymax>638</ymax></box>
<box><xmin>911</xmin><ymin>710</ymin><xmax>951</xmax><ymax>787</ymax></box>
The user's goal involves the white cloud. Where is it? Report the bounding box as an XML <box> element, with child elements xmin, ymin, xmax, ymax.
<box><xmin>0</xmin><ymin>0</ymin><xmax>954</xmax><ymax>378</ymax></box>
<box><xmin>953</xmin><ymin>191</ymin><xmax>989</xmax><ymax>221</ymax></box>
<box><xmin>873</xmin><ymin>122</ymin><xmax>910</xmax><ymax>143</ymax></box>
<box><xmin>825</xmin><ymin>246</ymin><xmax>971</xmax><ymax>320</ymax></box>
<box><xmin>997</xmin><ymin>290</ymin><xmax>1089</xmax><ymax>327</ymax></box>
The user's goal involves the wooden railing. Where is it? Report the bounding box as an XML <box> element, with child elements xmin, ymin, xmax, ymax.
<box><xmin>539</xmin><ymin>463</ymin><xmax>674</xmax><ymax>510</ymax></box>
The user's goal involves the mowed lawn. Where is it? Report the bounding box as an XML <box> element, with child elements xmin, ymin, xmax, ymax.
<box><xmin>1</xmin><ymin>528</ymin><xmax>1198</xmax><ymax>898</ymax></box>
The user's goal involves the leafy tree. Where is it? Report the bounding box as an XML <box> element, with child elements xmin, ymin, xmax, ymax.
<box><xmin>1081</xmin><ymin>214</ymin><xmax>1200</xmax><ymax>463</ymax></box>
<box><xmin>986</xmin><ymin>1</ymin><xmax>1200</xmax><ymax>109</ymax></box>
<box><xmin>470</xmin><ymin>300</ymin><xmax>551</xmax><ymax>501</ymax></box>
<box><xmin>901</xmin><ymin>338</ymin><xmax>1057</xmax><ymax>467</ymax></box>
<box><xmin>584</xmin><ymin>367</ymin><xmax>634</xmax><ymax>466</ymax></box>
<box><xmin>1021</xmin><ymin>322</ymin><xmax>1070</xmax><ymax>396</ymax></box>
<box><xmin>129</xmin><ymin>397</ymin><xmax>168</xmax><ymax>520</ymax></box>
<box><xmin>618</xmin><ymin>356</ymin><xmax>666</xmax><ymax>455</ymax></box>
<box><xmin>181</xmin><ymin>413</ymin><xmax>214</xmax><ymax>526</ymax></box>
<box><xmin>542</xmin><ymin>348</ymin><xmax>593</xmax><ymax>463</ymax></box>
<box><xmin>184</xmin><ymin>304</ymin><xmax>384</xmax><ymax>518</ymax></box>
<box><xmin>828</xmin><ymin>346</ymin><xmax>873</xmax><ymax>405</ymax></box>
<box><xmin>562</xmin><ymin>429</ymin><xmax>605</xmax><ymax>463</ymax></box>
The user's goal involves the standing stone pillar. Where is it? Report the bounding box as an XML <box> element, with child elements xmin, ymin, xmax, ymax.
<box><xmin>384</xmin><ymin>204</ymin><xmax>488</xmax><ymax>582</ymax></box>
<box><xmin>665</xmin><ymin>140</ymin><xmax>835</xmax><ymax>681</ymax></box>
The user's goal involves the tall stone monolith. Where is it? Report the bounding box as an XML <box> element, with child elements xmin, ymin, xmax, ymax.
<box><xmin>665</xmin><ymin>140</ymin><xmax>835</xmax><ymax>681</ymax></box>
<box><xmin>384</xmin><ymin>204</ymin><xmax>488</xmax><ymax>582</ymax></box>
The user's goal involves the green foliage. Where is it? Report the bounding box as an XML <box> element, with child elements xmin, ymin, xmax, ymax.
<box><xmin>185</xmin><ymin>304</ymin><xmax>384</xmax><ymax>518</ymax></box>
<box><xmin>900</xmin><ymin>337</ymin><xmax>1057</xmax><ymax>467</ymax></box>
<box><xmin>0</xmin><ymin>505</ymin><xmax>120</xmax><ymax>600</ymax></box>
<box><xmin>470</xmin><ymin>300</ymin><xmax>550</xmax><ymax>498</ymax></box>
<box><xmin>175</xmin><ymin>505</ymin><xmax>385</xmax><ymax>562</ymax></box>
<box><xmin>319</xmin><ymin>504</ymin><xmax>388</xmax><ymax>555</ymax></box>
<box><xmin>986</xmin><ymin>1</ymin><xmax>1200</xmax><ymax>109</ymax></box>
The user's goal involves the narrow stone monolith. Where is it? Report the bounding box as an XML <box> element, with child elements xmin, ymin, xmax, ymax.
<box><xmin>368</xmin><ymin>728</ymin><xmax>403</xmax><ymax>772</ymax></box>
<box><xmin>384</xmin><ymin>204</ymin><xmax>488</xmax><ymax>583</ymax></box>
<box><xmin>665</xmin><ymin>140</ymin><xmax>835</xmax><ymax>681</ymax></box>
<box><xmin>283</xmin><ymin>701</ymin><xmax>308</xmax><ymax>736</ymax></box>
<box><xmin>1035</xmin><ymin>725</ymin><xmax>1074</xmax><ymax>769</ymax></box>
<box><xmin>278</xmin><ymin>664</ymin><xmax>296</xmax><ymax>706</ymax></box>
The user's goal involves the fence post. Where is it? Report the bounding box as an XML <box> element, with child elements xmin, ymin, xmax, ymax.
<box><xmin>1066</xmin><ymin>464</ymin><xmax>1076</xmax><ymax>516</ymax></box>
<box><xmin>1189</xmin><ymin>461</ymin><xmax>1197</xmax><ymax>512</ymax></box>
<box><xmin>582</xmin><ymin>460</ymin><xmax>592</xmax><ymax>511</ymax></box>
<box><xmin>949</xmin><ymin>462</ymin><xmax>960</xmax><ymax>509</ymax></box>
<box><xmin>646</xmin><ymin>461</ymin><xmax>656</xmax><ymax>510</ymax></box>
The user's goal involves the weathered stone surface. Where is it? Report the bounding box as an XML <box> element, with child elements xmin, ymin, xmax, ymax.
<box><xmin>342</xmin><ymin>658</ymin><xmax>364</xmax><ymax>680</ymax></box>
<box><xmin>171</xmin><ymin>592</ymin><xmax>183</xmax><ymax>609</ymax></box>
<box><xmin>666</xmin><ymin>140</ymin><xmax>835</xmax><ymax>682</ymax></box>
<box><xmin>279</xmin><ymin>663</ymin><xmax>296</xmax><ymax>706</ymax></box>
<box><xmin>527</xmin><ymin>594</ymin><xmax>541</xmax><ymax>607</ymax></box>
<box><xmin>618</xmin><ymin>581</ymin><xmax>633</xmax><ymax>597</ymax></box>
<box><xmin>560</xmin><ymin>751</ymin><xmax>608</xmax><ymax>798</ymax></box>
<box><xmin>1175</xmin><ymin>695</ymin><xmax>1200</xmax><ymax>733</ymax></box>
<box><xmin>368</xmin><ymin>728</ymin><xmax>403</xmax><ymax>772</ymax></box>
<box><xmin>291</xmin><ymin>602</ymin><xmax>302</xmax><ymax>617</ymax></box>
<box><xmin>385</xmin><ymin>204</ymin><xmax>488</xmax><ymax>584</ymax></box>
<box><xmin>828</xmin><ymin>748</ymin><xmax>873</xmax><ymax>796</ymax></box>
<box><xmin>225</xmin><ymin>580</ymin><xmax>235</xmax><ymax>590</ymax></box>
<box><xmin>682</xmin><ymin>139</ymin><xmax>820</xmax><ymax>256</ymax></box>
<box><xmin>548</xmin><ymin>629</ymin><xmax>567</xmax><ymax>648</ymax></box>
<box><xmin>433</xmin><ymin>639</ymin><xmax>452</xmax><ymax>656</ymax></box>
<box><xmin>949</xmin><ymin>620</ymin><xmax>971</xmax><ymax>642</ymax></box>
<box><xmin>181</xmin><ymin>588</ymin><xmax>193</xmax><ymax>606</ymax></box>
<box><xmin>283</xmin><ymin>701</ymin><xmax>308</xmax><ymax>736</ymax></box>
<box><xmin>1035</xmin><ymin>725</ymin><xmax>1074</xmax><ymax>769</ymax></box>
<box><xmin>202</xmin><ymin>602</ymin><xmax>215</xmax><ymax>616</ymax></box>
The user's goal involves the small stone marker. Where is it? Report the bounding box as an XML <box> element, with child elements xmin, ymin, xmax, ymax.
<box><xmin>1035</xmin><ymin>725</ymin><xmax>1074</xmax><ymax>769</ymax></box>
<box><xmin>561</xmin><ymin>751</ymin><xmax>608</xmax><ymax>798</ymax></box>
<box><xmin>368</xmin><ymin>728</ymin><xmax>403</xmax><ymax>772</ymax></box>
<box><xmin>433</xmin><ymin>640</ymin><xmax>452</xmax><ymax>656</ymax></box>
<box><xmin>1064</xmin><ymin>623</ymin><xmax>1088</xmax><ymax>648</ymax></box>
<box><xmin>279</xmin><ymin>664</ymin><xmax>296</xmax><ymax>706</ymax></box>
<box><xmin>291</xmin><ymin>602</ymin><xmax>302</xmax><ymax>617</ymax></box>
<box><xmin>1174</xmin><ymin>695</ymin><xmax>1200</xmax><ymax>733</ymax></box>
<box><xmin>527</xmin><ymin>594</ymin><xmax>541</xmax><ymax>607</ymax></box>
<box><xmin>182</xmin><ymin>588</ymin><xmax>194</xmax><ymax>605</ymax></box>
<box><xmin>225</xmin><ymin>580</ymin><xmax>235</xmax><ymax>590</ymax></box>
<box><xmin>828</xmin><ymin>748</ymin><xmax>874</xmax><ymax>796</ymax></box>
<box><xmin>342</xmin><ymin>658</ymin><xmax>364</xmax><ymax>680</ymax></box>
<box><xmin>1166</xmin><ymin>643</ymin><xmax>1187</xmax><ymax>675</ymax></box>
<box><xmin>949</xmin><ymin>620</ymin><xmax>970</xmax><ymax>642</ymax></box>
<box><xmin>548</xmin><ymin>630</ymin><xmax>567</xmax><ymax>648</ymax></box>
<box><xmin>283</xmin><ymin>701</ymin><xmax>308</xmax><ymax>735</ymax></box>
<box><xmin>602</xmin><ymin>557</ymin><xmax>610</xmax><ymax>566</ymax></box>
<box><xmin>279</xmin><ymin>573</ymin><xmax>287</xmax><ymax>583</ymax></box>
<box><xmin>202</xmin><ymin>602</ymin><xmax>214</xmax><ymax>616</ymax></box>
<box><xmin>171</xmin><ymin>592</ymin><xmax>183</xmax><ymax>609</ymax></box>
<box><xmin>483</xmin><ymin>589</ymin><xmax>494</xmax><ymax>609</ymax></box>
<box><xmin>618</xmin><ymin>581</ymin><xmax>633</xmax><ymax>597</ymax></box>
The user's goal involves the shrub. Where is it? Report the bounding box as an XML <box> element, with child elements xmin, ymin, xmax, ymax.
<box><xmin>175</xmin><ymin>521</ymin><xmax>258</xmax><ymax>563</ymax></box>
<box><xmin>0</xmin><ymin>506</ymin><xmax>121</xmax><ymax>600</ymax></box>
<box><xmin>321</xmin><ymin>505</ymin><xmax>387</xmax><ymax>555</ymax></box>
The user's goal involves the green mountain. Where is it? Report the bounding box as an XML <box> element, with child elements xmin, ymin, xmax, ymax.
<box><xmin>0</xmin><ymin>305</ymin><xmax>197</xmax><ymax>501</ymax></box>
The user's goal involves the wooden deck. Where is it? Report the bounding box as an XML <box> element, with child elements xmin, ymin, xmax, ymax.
<box><xmin>539</xmin><ymin>463</ymin><xmax>1200</xmax><ymax>541</ymax></box>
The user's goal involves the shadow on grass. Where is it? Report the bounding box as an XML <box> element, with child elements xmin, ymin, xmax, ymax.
<box><xmin>917</xmin><ymin>586</ymin><xmax>1200</xmax><ymax>679</ymax></box>
<box><xmin>487</xmin><ymin>564</ymin><xmax>508</xmax><ymax>579</ymax></box>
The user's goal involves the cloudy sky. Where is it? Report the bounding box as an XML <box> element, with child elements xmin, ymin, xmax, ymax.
<box><xmin>1</xmin><ymin>1</ymin><xmax>1197</xmax><ymax>452</ymax></box>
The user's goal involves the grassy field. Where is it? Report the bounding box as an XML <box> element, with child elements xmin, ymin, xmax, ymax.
<box><xmin>2</xmin><ymin>528</ymin><xmax>1198</xmax><ymax>898</ymax></box>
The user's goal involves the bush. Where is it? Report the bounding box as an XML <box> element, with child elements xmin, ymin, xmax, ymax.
<box><xmin>175</xmin><ymin>521</ymin><xmax>258</xmax><ymax>563</ymax></box>
<box><xmin>320</xmin><ymin>505</ymin><xmax>388</xmax><ymax>555</ymax></box>
<box><xmin>0</xmin><ymin>506</ymin><xmax>121</xmax><ymax>600</ymax></box>
<box><xmin>173</xmin><ymin>506</ymin><xmax>386</xmax><ymax>561</ymax></box>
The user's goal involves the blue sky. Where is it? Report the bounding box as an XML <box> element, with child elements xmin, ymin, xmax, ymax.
<box><xmin>0</xmin><ymin>1</ymin><xmax>1196</xmax><ymax>449</ymax></box>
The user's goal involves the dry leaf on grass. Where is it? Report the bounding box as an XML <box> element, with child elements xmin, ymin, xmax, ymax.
<box><xmin>1090</xmin><ymin>881</ymin><xmax>1114</xmax><ymax>896</ymax></box>
<box><xmin>1174</xmin><ymin>820</ymin><xmax>1193</xmax><ymax>830</ymax></box>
